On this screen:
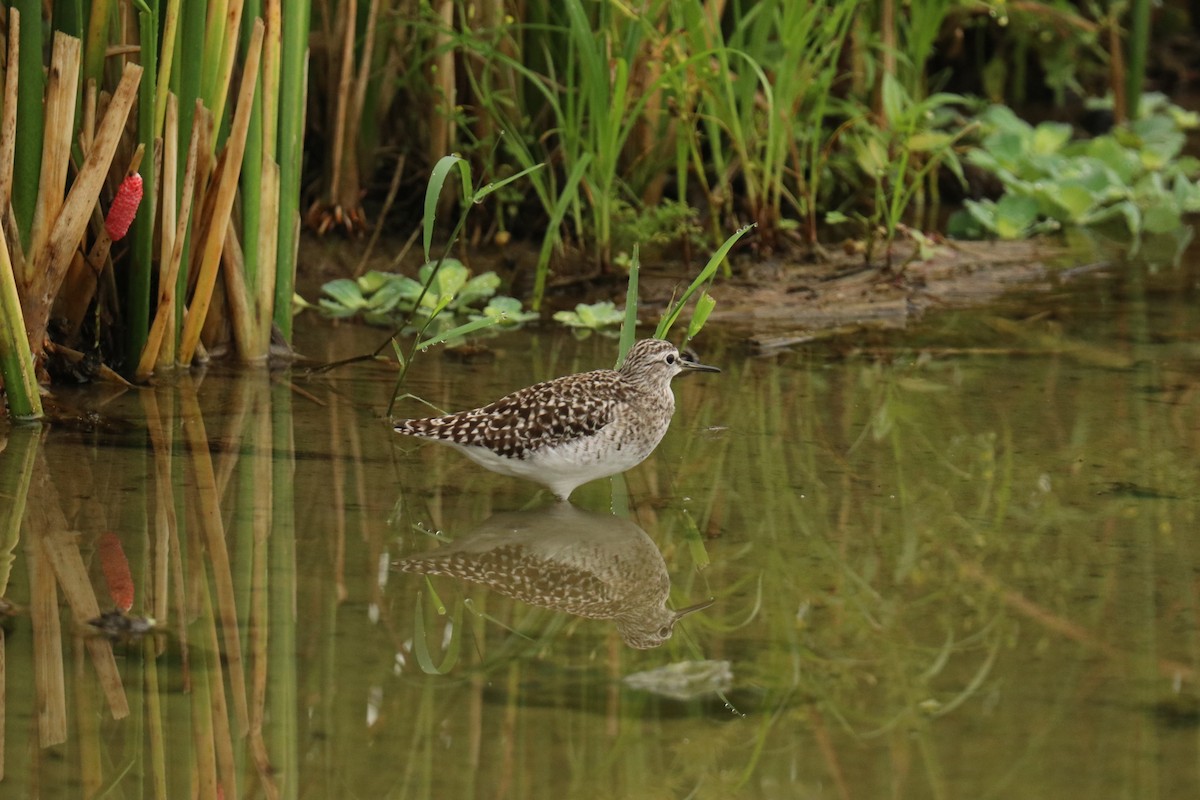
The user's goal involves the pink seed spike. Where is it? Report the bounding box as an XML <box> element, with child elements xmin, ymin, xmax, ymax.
<box><xmin>105</xmin><ymin>173</ymin><xmax>143</xmax><ymax>241</ymax></box>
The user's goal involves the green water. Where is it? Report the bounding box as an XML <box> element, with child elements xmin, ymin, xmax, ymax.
<box><xmin>1</xmin><ymin>255</ymin><xmax>1198</xmax><ymax>799</ymax></box>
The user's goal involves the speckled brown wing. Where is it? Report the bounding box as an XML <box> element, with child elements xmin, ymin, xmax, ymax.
<box><xmin>396</xmin><ymin>369</ymin><xmax>634</xmax><ymax>459</ymax></box>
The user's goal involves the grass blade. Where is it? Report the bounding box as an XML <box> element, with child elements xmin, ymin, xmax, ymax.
<box><xmin>656</xmin><ymin>223</ymin><xmax>754</xmax><ymax>339</ymax></box>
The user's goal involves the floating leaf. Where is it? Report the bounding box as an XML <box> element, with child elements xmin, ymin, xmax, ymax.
<box><xmin>321</xmin><ymin>278</ymin><xmax>367</xmax><ymax>311</ymax></box>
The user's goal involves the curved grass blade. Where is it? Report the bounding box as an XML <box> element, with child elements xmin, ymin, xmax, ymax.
<box><xmin>472</xmin><ymin>162</ymin><xmax>544</xmax><ymax>204</ymax></box>
<box><xmin>656</xmin><ymin>223</ymin><xmax>755</xmax><ymax>340</ymax></box>
<box><xmin>412</xmin><ymin>591</ymin><xmax>463</xmax><ymax>675</ymax></box>
<box><xmin>423</xmin><ymin>155</ymin><xmax>471</xmax><ymax>262</ymax></box>
<box><xmin>416</xmin><ymin>314</ymin><xmax>507</xmax><ymax>352</ymax></box>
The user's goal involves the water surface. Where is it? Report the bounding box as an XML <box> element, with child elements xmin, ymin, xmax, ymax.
<box><xmin>1</xmin><ymin>251</ymin><xmax>1198</xmax><ymax>798</ymax></box>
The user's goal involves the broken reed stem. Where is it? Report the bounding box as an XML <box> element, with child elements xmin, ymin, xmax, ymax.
<box><xmin>29</xmin><ymin>33</ymin><xmax>81</xmax><ymax>271</ymax></box>
<box><xmin>138</xmin><ymin>99</ymin><xmax>203</xmax><ymax>379</ymax></box>
<box><xmin>178</xmin><ymin>20</ymin><xmax>264</xmax><ymax>365</ymax></box>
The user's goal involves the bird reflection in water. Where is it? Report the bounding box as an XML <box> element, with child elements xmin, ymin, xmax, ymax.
<box><xmin>394</xmin><ymin>504</ymin><xmax>712</xmax><ymax>649</ymax></box>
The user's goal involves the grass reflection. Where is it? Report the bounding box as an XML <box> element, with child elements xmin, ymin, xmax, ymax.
<box><xmin>0</xmin><ymin>280</ymin><xmax>1198</xmax><ymax>797</ymax></box>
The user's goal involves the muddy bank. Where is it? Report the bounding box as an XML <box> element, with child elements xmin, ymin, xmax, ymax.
<box><xmin>296</xmin><ymin>233</ymin><xmax>1106</xmax><ymax>349</ymax></box>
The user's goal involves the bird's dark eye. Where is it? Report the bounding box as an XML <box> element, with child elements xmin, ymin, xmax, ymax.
<box><xmin>665</xmin><ymin>353</ymin><xmax>677</xmax><ymax>365</ymax></box>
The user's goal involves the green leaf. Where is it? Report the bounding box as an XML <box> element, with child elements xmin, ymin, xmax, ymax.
<box><xmin>454</xmin><ymin>272</ymin><xmax>501</xmax><ymax>308</ymax></box>
<box><xmin>423</xmin><ymin>155</ymin><xmax>471</xmax><ymax>262</ymax></box>
<box><xmin>472</xmin><ymin>163</ymin><xmax>544</xmax><ymax>204</ymax></box>
<box><xmin>357</xmin><ymin>270</ymin><xmax>393</xmax><ymax>293</ymax></box>
<box><xmin>554</xmin><ymin>301</ymin><xmax>623</xmax><ymax>330</ymax></box>
<box><xmin>1052</xmin><ymin>184</ymin><xmax>1098</xmax><ymax>223</ymax></box>
<box><xmin>1031</xmin><ymin>122</ymin><xmax>1072</xmax><ymax>155</ymax></box>
<box><xmin>417</xmin><ymin>315</ymin><xmax>506</xmax><ymax>350</ymax></box>
<box><xmin>321</xmin><ymin>278</ymin><xmax>367</xmax><ymax>310</ymax></box>
<box><xmin>686</xmin><ymin>293</ymin><xmax>717</xmax><ymax>341</ymax></box>
<box><xmin>656</xmin><ymin>223</ymin><xmax>754</xmax><ymax>339</ymax></box>
<box><xmin>993</xmin><ymin>194</ymin><xmax>1039</xmax><ymax>240</ymax></box>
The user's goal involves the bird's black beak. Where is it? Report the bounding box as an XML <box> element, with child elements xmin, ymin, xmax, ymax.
<box><xmin>680</xmin><ymin>351</ymin><xmax>720</xmax><ymax>373</ymax></box>
<box><xmin>672</xmin><ymin>597</ymin><xmax>716</xmax><ymax>620</ymax></box>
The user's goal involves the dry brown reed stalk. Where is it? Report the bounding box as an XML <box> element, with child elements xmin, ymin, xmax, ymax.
<box><xmin>246</xmin><ymin>377</ymin><xmax>280</xmax><ymax>800</ymax></box>
<box><xmin>41</xmin><ymin>530</ymin><xmax>130</xmax><ymax>719</ymax></box>
<box><xmin>186</xmin><ymin>567</ymin><xmax>222</xmax><ymax>799</ymax></box>
<box><xmin>137</xmin><ymin>99</ymin><xmax>203</xmax><ymax>378</ymax></box>
<box><xmin>24</xmin><ymin>62</ymin><xmax>142</xmax><ymax>363</ymax></box>
<box><xmin>28</xmin><ymin>530</ymin><xmax>66</xmax><ymax>746</ymax></box>
<box><xmin>44</xmin><ymin>342</ymin><xmax>132</xmax><ymax>386</ymax></box>
<box><xmin>0</xmin><ymin>8</ymin><xmax>20</xmax><ymax>259</ymax></box>
<box><xmin>253</xmin><ymin>161</ymin><xmax>280</xmax><ymax>351</ymax></box>
<box><xmin>157</xmin><ymin>95</ymin><xmax>178</xmax><ymax>353</ymax></box>
<box><xmin>220</xmin><ymin>223</ymin><xmax>256</xmax><ymax>360</ymax></box>
<box><xmin>178</xmin><ymin>20</ymin><xmax>264</xmax><ymax>365</ymax></box>
<box><xmin>80</xmin><ymin>80</ymin><xmax>96</xmax><ymax>153</ymax></box>
<box><xmin>29</xmin><ymin>33</ymin><xmax>81</xmax><ymax>265</ymax></box>
<box><xmin>138</xmin><ymin>388</ymin><xmax>176</xmax><ymax>631</ymax></box>
<box><xmin>310</xmin><ymin>0</ymin><xmax>364</xmax><ymax>234</ymax></box>
<box><xmin>154</xmin><ymin>382</ymin><xmax>191</xmax><ymax>680</ymax></box>
<box><xmin>178</xmin><ymin>380</ymin><xmax>251</xmax><ymax>735</ymax></box>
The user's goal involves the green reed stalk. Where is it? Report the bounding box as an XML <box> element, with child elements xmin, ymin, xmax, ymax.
<box><xmin>241</xmin><ymin>0</ymin><xmax>264</xmax><ymax>310</ymax></box>
<box><xmin>129</xmin><ymin>0</ymin><xmax>159</xmax><ymax>361</ymax></box>
<box><xmin>82</xmin><ymin>0</ymin><xmax>112</xmax><ymax>90</ymax></box>
<box><xmin>155</xmin><ymin>0</ymin><xmax>181</xmax><ymax>136</ymax></box>
<box><xmin>174</xmin><ymin>0</ymin><xmax>207</xmax><ymax>341</ymax></box>
<box><xmin>201</xmin><ymin>0</ymin><xmax>230</xmax><ymax>117</ymax></box>
<box><xmin>1126</xmin><ymin>0</ymin><xmax>1150</xmax><ymax>118</ymax></box>
<box><xmin>51</xmin><ymin>0</ymin><xmax>82</xmax><ymax>36</ymax></box>
<box><xmin>0</xmin><ymin>225</ymin><xmax>41</xmax><ymax>420</ymax></box>
<box><xmin>274</xmin><ymin>0</ymin><xmax>311</xmax><ymax>340</ymax></box>
<box><xmin>268</xmin><ymin>379</ymin><xmax>299</xmax><ymax>793</ymax></box>
<box><xmin>13</xmin><ymin>0</ymin><xmax>43</xmax><ymax>254</ymax></box>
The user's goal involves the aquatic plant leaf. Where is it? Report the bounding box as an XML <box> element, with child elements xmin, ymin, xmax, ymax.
<box><xmin>1085</xmin><ymin>137</ymin><xmax>1141</xmax><ymax>184</ymax></box>
<box><xmin>366</xmin><ymin>277</ymin><xmax>421</xmax><ymax>313</ymax></box>
<box><xmin>553</xmin><ymin>301</ymin><xmax>623</xmax><ymax>330</ymax></box>
<box><xmin>356</xmin><ymin>270</ymin><xmax>393</xmax><ymax>294</ymax></box>
<box><xmin>1173</xmin><ymin>175</ymin><xmax>1200</xmax><ymax>212</ymax></box>
<box><xmin>1031</xmin><ymin>122</ymin><xmax>1072</xmax><ymax>156</ymax></box>
<box><xmin>993</xmin><ymin>194</ymin><xmax>1039</xmax><ymax>240</ymax></box>
<box><xmin>470</xmin><ymin>296</ymin><xmax>537</xmax><ymax>325</ymax></box>
<box><xmin>1051</xmin><ymin>185</ymin><xmax>1098</xmax><ymax>223</ymax></box>
<box><xmin>1142</xmin><ymin>204</ymin><xmax>1181</xmax><ymax>235</ymax></box>
<box><xmin>321</xmin><ymin>278</ymin><xmax>367</xmax><ymax>310</ymax></box>
<box><xmin>454</xmin><ymin>272</ymin><xmax>501</xmax><ymax>308</ymax></box>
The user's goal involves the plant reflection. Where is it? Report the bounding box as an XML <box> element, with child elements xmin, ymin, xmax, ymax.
<box><xmin>395</xmin><ymin>504</ymin><xmax>712</xmax><ymax>649</ymax></box>
<box><xmin>0</xmin><ymin>372</ymin><xmax>295</xmax><ymax>798</ymax></box>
